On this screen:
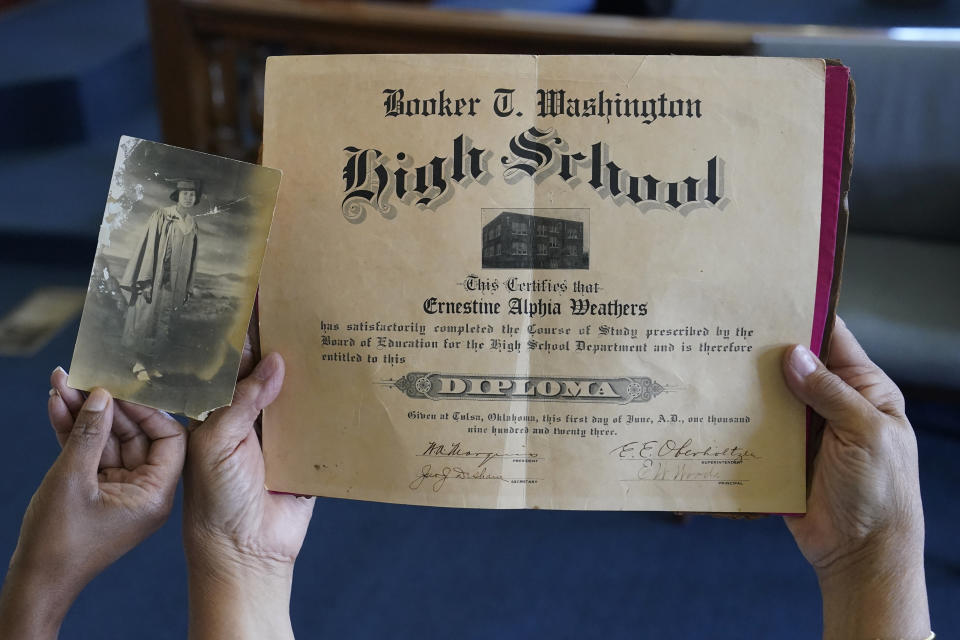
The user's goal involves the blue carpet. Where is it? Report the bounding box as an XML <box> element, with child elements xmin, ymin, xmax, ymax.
<box><xmin>0</xmin><ymin>107</ymin><xmax>159</xmax><ymax>237</ymax></box>
<box><xmin>0</xmin><ymin>0</ymin><xmax>154</xmax><ymax>151</ymax></box>
<box><xmin>0</xmin><ymin>0</ymin><xmax>147</xmax><ymax>84</ymax></box>
<box><xmin>0</xmin><ymin>259</ymin><xmax>956</xmax><ymax>639</ymax></box>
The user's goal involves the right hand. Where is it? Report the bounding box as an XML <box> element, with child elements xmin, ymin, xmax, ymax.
<box><xmin>184</xmin><ymin>352</ymin><xmax>314</xmax><ymax>574</ymax></box>
<box><xmin>182</xmin><ymin>352</ymin><xmax>314</xmax><ymax>639</ymax></box>
<box><xmin>135</xmin><ymin>282</ymin><xmax>151</xmax><ymax>304</ymax></box>
<box><xmin>782</xmin><ymin>319</ymin><xmax>923</xmax><ymax>570</ymax></box>
<box><xmin>781</xmin><ymin>318</ymin><xmax>930</xmax><ymax>639</ymax></box>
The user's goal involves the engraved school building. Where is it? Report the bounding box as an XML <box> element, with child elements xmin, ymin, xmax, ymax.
<box><xmin>481</xmin><ymin>211</ymin><xmax>587</xmax><ymax>269</ymax></box>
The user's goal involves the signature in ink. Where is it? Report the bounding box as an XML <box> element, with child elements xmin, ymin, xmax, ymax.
<box><xmin>421</xmin><ymin>441</ymin><xmax>538</xmax><ymax>468</ymax></box>
<box><xmin>409</xmin><ymin>464</ymin><xmax>506</xmax><ymax>492</ymax></box>
<box><xmin>609</xmin><ymin>439</ymin><xmax>758</xmax><ymax>463</ymax></box>
<box><xmin>636</xmin><ymin>461</ymin><xmax>723</xmax><ymax>482</ymax></box>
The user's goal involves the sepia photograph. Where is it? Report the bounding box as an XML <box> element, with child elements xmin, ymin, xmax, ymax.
<box><xmin>68</xmin><ymin>137</ymin><xmax>281</xmax><ymax>418</ymax></box>
<box><xmin>481</xmin><ymin>207</ymin><xmax>590</xmax><ymax>269</ymax></box>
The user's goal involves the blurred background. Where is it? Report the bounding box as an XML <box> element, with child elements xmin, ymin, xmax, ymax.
<box><xmin>0</xmin><ymin>0</ymin><xmax>957</xmax><ymax>637</ymax></box>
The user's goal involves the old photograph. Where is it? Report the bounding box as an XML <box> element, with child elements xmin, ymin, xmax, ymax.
<box><xmin>481</xmin><ymin>208</ymin><xmax>589</xmax><ymax>269</ymax></box>
<box><xmin>68</xmin><ymin>137</ymin><xmax>281</xmax><ymax>418</ymax></box>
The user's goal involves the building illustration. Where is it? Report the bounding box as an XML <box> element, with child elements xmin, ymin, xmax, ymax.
<box><xmin>481</xmin><ymin>210</ymin><xmax>588</xmax><ymax>269</ymax></box>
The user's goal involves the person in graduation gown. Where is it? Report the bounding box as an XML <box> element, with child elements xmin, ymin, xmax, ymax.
<box><xmin>119</xmin><ymin>179</ymin><xmax>200</xmax><ymax>381</ymax></box>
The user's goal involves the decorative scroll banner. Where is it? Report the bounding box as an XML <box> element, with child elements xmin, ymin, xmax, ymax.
<box><xmin>390</xmin><ymin>372</ymin><xmax>666</xmax><ymax>404</ymax></box>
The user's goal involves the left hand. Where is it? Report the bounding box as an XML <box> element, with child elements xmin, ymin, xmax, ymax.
<box><xmin>0</xmin><ymin>372</ymin><xmax>186</xmax><ymax>639</ymax></box>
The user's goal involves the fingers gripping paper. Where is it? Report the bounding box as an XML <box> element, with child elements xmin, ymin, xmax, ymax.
<box><xmin>260</xmin><ymin>55</ymin><xmax>839</xmax><ymax>512</ymax></box>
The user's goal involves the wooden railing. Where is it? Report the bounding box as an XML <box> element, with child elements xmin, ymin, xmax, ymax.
<box><xmin>147</xmin><ymin>0</ymin><xmax>883</xmax><ymax>161</ymax></box>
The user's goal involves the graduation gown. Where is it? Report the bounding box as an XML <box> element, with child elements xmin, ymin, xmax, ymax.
<box><xmin>119</xmin><ymin>205</ymin><xmax>199</xmax><ymax>351</ymax></box>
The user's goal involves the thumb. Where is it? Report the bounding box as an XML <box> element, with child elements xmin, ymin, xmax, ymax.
<box><xmin>196</xmin><ymin>353</ymin><xmax>284</xmax><ymax>446</ymax></box>
<box><xmin>60</xmin><ymin>388</ymin><xmax>114</xmax><ymax>475</ymax></box>
<box><xmin>782</xmin><ymin>344</ymin><xmax>878</xmax><ymax>438</ymax></box>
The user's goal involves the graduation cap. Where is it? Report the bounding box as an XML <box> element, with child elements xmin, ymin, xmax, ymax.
<box><xmin>169</xmin><ymin>179</ymin><xmax>202</xmax><ymax>201</ymax></box>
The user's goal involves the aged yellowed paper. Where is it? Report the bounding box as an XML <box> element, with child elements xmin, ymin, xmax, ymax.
<box><xmin>260</xmin><ymin>55</ymin><xmax>825</xmax><ymax>512</ymax></box>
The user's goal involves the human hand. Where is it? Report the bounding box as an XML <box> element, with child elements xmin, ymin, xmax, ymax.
<box><xmin>135</xmin><ymin>281</ymin><xmax>152</xmax><ymax>304</ymax></box>
<box><xmin>781</xmin><ymin>318</ymin><xmax>930</xmax><ymax>640</ymax></box>
<box><xmin>0</xmin><ymin>371</ymin><xmax>186</xmax><ymax>640</ymax></box>
<box><xmin>183</xmin><ymin>350</ymin><xmax>314</xmax><ymax>639</ymax></box>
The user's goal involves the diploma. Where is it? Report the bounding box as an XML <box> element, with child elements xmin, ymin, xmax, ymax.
<box><xmin>259</xmin><ymin>55</ymin><xmax>851</xmax><ymax>512</ymax></box>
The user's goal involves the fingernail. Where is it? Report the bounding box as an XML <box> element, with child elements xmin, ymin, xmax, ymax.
<box><xmin>254</xmin><ymin>353</ymin><xmax>279</xmax><ymax>380</ymax></box>
<box><xmin>54</xmin><ymin>365</ymin><xmax>66</xmax><ymax>376</ymax></box>
<box><xmin>85</xmin><ymin>388</ymin><xmax>110</xmax><ymax>412</ymax></box>
<box><xmin>790</xmin><ymin>345</ymin><xmax>818</xmax><ymax>378</ymax></box>
<box><xmin>49</xmin><ymin>388</ymin><xmax>59</xmax><ymax>398</ymax></box>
